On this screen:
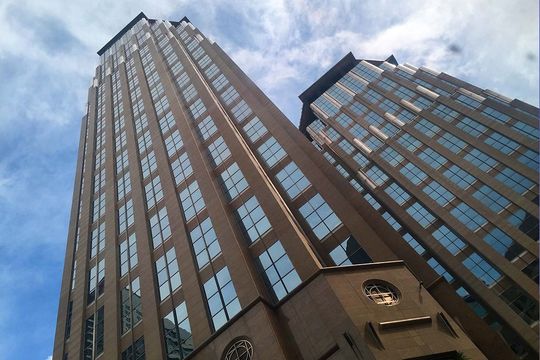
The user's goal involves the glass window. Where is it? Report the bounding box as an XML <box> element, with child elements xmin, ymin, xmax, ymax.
<box><xmin>83</xmin><ymin>306</ymin><xmax>104</xmax><ymax>359</ymax></box>
<box><xmin>500</xmin><ymin>286</ymin><xmax>539</xmax><ymax>325</ymax></box>
<box><xmin>179</xmin><ymin>181</ymin><xmax>206</xmax><ymax>221</ymax></box>
<box><xmin>325</xmin><ymin>84</ymin><xmax>353</xmax><ymax>105</ymax></box>
<box><xmin>92</xmin><ymin>192</ymin><xmax>106</xmax><ymax>222</ymax></box>
<box><xmin>121</xmin><ymin>337</ymin><xmax>145</xmax><ymax>360</ymax></box>
<box><xmin>90</xmin><ymin>222</ymin><xmax>106</xmax><ymax>258</ymax></box>
<box><xmin>119</xmin><ymin>233</ymin><xmax>138</xmax><ymax>277</ymax></box>
<box><xmin>427</xmin><ymin>257</ymin><xmax>454</xmax><ymax>282</ymax></box>
<box><xmin>312</xmin><ymin>95</ymin><xmax>339</xmax><ymax>117</ymax></box>
<box><xmin>517</xmin><ymin>149</ymin><xmax>539</xmax><ymax>170</ymax></box>
<box><xmin>205</xmin><ymin>64</ymin><xmax>219</xmax><ymax>79</ymax></box>
<box><xmin>462</xmin><ymin>252</ymin><xmax>502</xmax><ymax>286</ymax></box>
<box><xmin>140</xmin><ymin>151</ymin><xmax>157</xmax><ymax>179</ymax></box>
<box><xmin>365</xmin><ymin>165</ymin><xmax>389</xmax><ymax>186</ymax></box>
<box><xmin>512</xmin><ymin>120</ymin><xmax>538</xmax><ymax>140</ymax></box>
<box><xmin>406</xmin><ymin>202</ymin><xmax>437</xmax><ymax>228</ymax></box>
<box><xmin>403</xmin><ymin>233</ymin><xmax>426</xmax><ymax>255</ymax></box>
<box><xmin>163</xmin><ymin>302</ymin><xmax>193</xmax><ymax>359</ymax></box>
<box><xmin>120</xmin><ymin>277</ymin><xmax>143</xmax><ymax>334</ymax></box>
<box><xmin>463</xmin><ymin>149</ymin><xmax>498</xmax><ymax>172</ymax></box>
<box><xmin>231</xmin><ymin>100</ymin><xmax>252</xmax><ymax>123</ymax></box>
<box><xmin>384</xmin><ymin>183</ymin><xmax>411</xmax><ymax>205</ymax></box>
<box><xmin>399</xmin><ymin>162</ymin><xmax>428</xmax><ymax>185</ymax></box>
<box><xmin>338</xmin><ymin>72</ymin><xmax>366</xmax><ymax>93</ymax></box>
<box><xmin>350</xmin><ymin>123</ymin><xmax>368</xmax><ymax>138</ymax></box>
<box><xmin>423</xmin><ymin>180</ymin><xmax>455</xmax><ymax>206</ymax></box>
<box><xmin>380</xmin><ymin>147</ymin><xmax>404</xmax><ymax>167</ymax></box>
<box><xmin>484</xmin><ymin>132</ymin><xmax>519</xmax><ymax>155</ymax></box>
<box><xmin>258</xmin><ymin>241</ymin><xmax>301</xmax><ymax>300</ymax></box>
<box><xmin>182</xmin><ymin>84</ymin><xmax>198</xmax><ymax>103</ymax></box>
<box><xmin>219</xmin><ymin>163</ymin><xmax>249</xmax><ymax>201</ymax></box>
<box><xmin>455</xmin><ymin>94</ymin><xmax>481</xmax><ymax>109</ymax></box>
<box><xmin>155</xmin><ymin>247</ymin><xmax>182</xmax><ymax>301</ymax></box>
<box><xmin>171</xmin><ymin>152</ymin><xmax>193</xmax><ymax>186</ymax></box>
<box><xmin>235</xmin><ymin>196</ymin><xmax>271</xmax><ymax>243</ymax></box>
<box><xmin>137</xmin><ymin>130</ymin><xmax>152</xmax><ymax>154</ymax></box>
<box><xmin>197</xmin><ymin>116</ymin><xmax>218</xmax><ymax>141</ymax></box>
<box><xmin>257</xmin><ymin>137</ymin><xmax>286</xmax><ymax>168</ymax></box>
<box><xmin>221</xmin><ymin>86</ymin><xmax>240</xmax><ymax>105</ymax></box>
<box><xmin>473</xmin><ymin>185</ymin><xmax>511</xmax><ymax>213</ymax></box>
<box><xmin>364</xmin><ymin>193</ymin><xmax>381</xmax><ymax>210</ymax></box>
<box><xmin>495</xmin><ymin>167</ymin><xmax>534</xmax><ymax>195</ymax></box>
<box><xmin>116</xmin><ymin>149</ymin><xmax>129</xmax><ymax>174</ymax></box>
<box><xmin>456</xmin><ymin>287</ymin><xmax>488</xmax><ymax>319</ymax></box>
<box><xmin>149</xmin><ymin>207</ymin><xmax>172</xmax><ymax>248</ymax></box>
<box><xmin>349</xmin><ymin>101</ymin><xmax>368</xmax><ymax>116</ymax></box>
<box><xmin>275</xmin><ymin>162</ymin><xmax>311</xmax><ymax>200</ymax></box>
<box><xmin>483</xmin><ymin>227</ymin><xmax>523</xmax><ymax>258</ymax></box>
<box><xmin>117</xmin><ymin>172</ymin><xmax>131</xmax><ymax>200</ymax></box>
<box><xmin>189</xmin><ymin>99</ymin><xmax>206</xmax><ymax>119</ymax></box>
<box><xmin>382</xmin><ymin>211</ymin><xmax>402</xmax><ymax>231</ymax></box>
<box><xmin>482</xmin><ymin>106</ymin><xmax>510</xmax><ymax>124</ymax></box>
<box><xmin>437</xmin><ymin>132</ymin><xmax>467</xmax><ymax>154</ymax></box>
<box><xmin>443</xmin><ymin>165</ymin><xmax>475</xmax><ymax>189</ymax></box>
<box><xmin>144</xmin><ymin>175</ymin><xmax>163</xmax><ymax>209</ymax></box>
<box><xmin>335</xmin><ymin>113</ymin><xmax>353</xmax><ymax>128</ymax></box>
<box><xmin>189</xmin><ymin>217</ymin><xmax>222</xmax><ymax>269</ymax></box>
<box><xmin>87</xmin><ymin>259</ymin><xmax>105</xmax><ymax>304</ymax></box>
<box><xmin>397</xmin><ymin>133</ymin><xmax>422</xmax><ymax>152</ymax></box>
<box><xmin>208</xmin><ymin>136</ymin><xmax>231</xmax><ymax>167</ymax></box>
<box><xmin>203</xmin><ymin>267</ymin><xmax>241</xmax><ymax>330</ymax></box>
<box><xmin>299</xmin><ymin>194</ymin><xmax>342</xmax><ymax>240</ymax></box>
<box><xmin>418</xmin><ymin>147</ymin><xmax>447</xmax><ymax>170</ymax></box>
<box><xmin>212</xmin><ymin>74</ymin><xmax>229</xmax><ymax>91</ymax></box>
<box><xmin>431</xmin><ymin>104</ymin><xmax>459</xmax><ymax>121</ymax></box>
<box><xmin>414</xmin><ymin>118</ymin><xmax>441</xmax><ymax>137</ymax></box>
<box><xmin>118</xmin><ymin>199</ymin><xmax>134</xmax><ymax>234</ymax></box>
<box><xmin>450</xmin><ymin>202</ymin><xmax>487</xmax><ymax>231</ymax></box>
<box><xmin>330</xmin><ymin>235</ymin><xmax>372</xmax><ymax>265</ymax></box>
<box><xmin>164</xmin><ymin>130</ymin><xmax>184</xmax><ymax>157</ymax></box>
<box><xmin>377</xmin><ymin>77</ymin><xmax>398</xmax><ymax>91</ymax></box>
<box><xmin>456</xmin><ymin>117</ymin><xmax>487</xmax><ymax>138</ymax></box>
<box><xmin>351</xmin><ymin>62</ymin><xmax>380</xmax><ymax>82</ymax></box>
<box><xmin>243</xmin><ymin>117</ymin><xmax>267</xmax><ymax>143</ymax></box>
<box><xmin>432</xmin><ymin>225</ymin><xmax>466</xmax><ymax>255</ymax></box>
<box><xmin>65</xmin><ymin>301</ymin><xmax>73</xmax><ymax>339</ymax></box>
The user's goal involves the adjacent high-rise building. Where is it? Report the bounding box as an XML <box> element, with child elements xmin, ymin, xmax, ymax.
<box><xmin>299</xmin><ymin>53</ymin><xmax>539</xmax><ymax>359</ymax></box>
<box><xmin>52</xmin><ymin>13</ymin><xmax>493</xmax><ymax>360</ymax></box>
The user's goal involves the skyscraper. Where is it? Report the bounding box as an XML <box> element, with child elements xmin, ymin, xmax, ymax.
<box><xmin>53</xmin><ymin>13</ymin><xmax>489</xmax><ymax>360</ymax></box>
<box><xmin>299</xmin><ymin>52</ymin><xmax>539</xmax><ymax>359</ymax></box>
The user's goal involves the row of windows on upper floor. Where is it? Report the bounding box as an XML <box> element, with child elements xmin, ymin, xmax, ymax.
<box><xmin>313</xmin><ymin>66</ymin><xmax>538</xmax><ymax>146</ymax></box>
<box><xmin>354</xmin><ymin>59</ymin><xmax>538</xmax><ymax>134</ymax></box>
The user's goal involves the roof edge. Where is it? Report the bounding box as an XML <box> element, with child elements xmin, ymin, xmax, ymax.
<box><xmin>97</xmin><ymin>12</ymin><xmax>149</xmax><ymax>55</ymax></box>
<box><xmin>298</xmin><ymin>53</ymin><xmax>398</xmax><ymax>134</ymax></box>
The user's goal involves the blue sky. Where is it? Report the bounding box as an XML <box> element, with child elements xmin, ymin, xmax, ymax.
<box><xmin>0</xmin><ymin>1</ymin><xmax>537</xmax><ymax>359</ymax></box>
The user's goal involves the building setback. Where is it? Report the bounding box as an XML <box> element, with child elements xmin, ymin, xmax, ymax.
<box><xmin>53</xmin><ymin>13</ymin><xmax>491</xmax><ymax>360</ymax></box>
<box><xmin>299</xmin><ymin>53</ymin><xmax>539</xmax><ymax>359</ymax></box>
